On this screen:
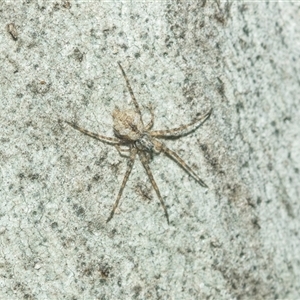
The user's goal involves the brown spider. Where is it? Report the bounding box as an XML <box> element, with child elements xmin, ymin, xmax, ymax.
<box><xmin>65</xmin><ymin>63</ymin><xmax>212</xmax><ymax>224</ymax></box>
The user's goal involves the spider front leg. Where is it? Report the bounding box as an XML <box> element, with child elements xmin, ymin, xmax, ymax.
<box><xmin>65</xmin><ymin>121</ymin><xmax>120</xmax><ymax>145</ymax></box>
<box><xmin>138</xmin><ymin>151</ymin><xmax>170</xmax><ymax>224</ymax></box>
<box><xmin>150</xmin><ymin>108</ymin><xmax>212</xmax><ymax>139</ymax></box>
<box><xmin>118</xmin><ymin>62</ymin><xmax>143</xmax><ymax>125</ymax></box>
<box><xmin>106</xmin><ymin>147</ymin><xmax>137</xmax><ymax>223</ymax></box>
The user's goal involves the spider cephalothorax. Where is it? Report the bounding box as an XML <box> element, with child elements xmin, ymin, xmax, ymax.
<box><xmin>66</xmin><ymin>63</ymin><xmax>211</xmax><ymax>224</ymax></box>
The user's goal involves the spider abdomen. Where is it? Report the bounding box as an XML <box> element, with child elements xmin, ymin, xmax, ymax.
<box><xmin>112</xmin><ymin>108</ymin><xmax>144</xmax><ymax>141</ymax></box>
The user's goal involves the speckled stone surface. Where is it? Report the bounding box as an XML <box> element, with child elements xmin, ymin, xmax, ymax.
<box><xmin>0</xmin><ymin>1</ymin><xmax>299</xmax><ymax>299</ymax></box>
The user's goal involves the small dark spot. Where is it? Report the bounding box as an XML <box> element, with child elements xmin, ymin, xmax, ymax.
<box><xmin>76</xmin><ymin>206</ymin><xmax>85</xmax><ymax>217</ymax></box>
<box><xmin>134</xmin><ymin>52</ymin><xmax>141</xmax><ymax>59</ymax></box>
<box><xmin>18</xmin><ymin>173</ymin><xmax>25</xmax><ymax>179</ymax></box>
<box><xmin>132</xmin><ymin>285</ymin><xmax>142</xmax><ymax>297</ymax></box>
<box><xmin>283</xmin><ymin>199</ymin><xmax>294</xmax><ymax>218</ymax></box>
<box><xmin>246</xmin><ymin>197</ymin><xmax>256</xmax><ymax>208</ymax></box>
<box><xmin>98</xmin><ymin>263</ymin><xmax>111</xmax><ymax>278</ymax></box>
<box><xmin>242</xmin><ymin>161</ymin><xmax>249</xmax><ymax>168</ymax></box>
<box><xmin>93</xmin><ymin>174</ymin><xmax>101</xmax><ymax>181</ymax></box>
<box><xmin>200</xmin><ymin>144</ymin><xmax>208</xmax><ymax>152</ymax></box>
<box><xmin>236</xmin><ymin>101</ymin><xmax>244</xmax><ymax>113</ymax></box>
<box><xmin>252</xmin><ymin>217</ymin><xmax>261</xmax><ymax>229</ymax></box>
<box><xmin>86</xmin><ymin>80</ymin><xmax>94</xmax><ymax>89</ymax></box>
<box><xmin>210</xmin><ymin>239</ymin><xmax>221</xmax><ymax>248</ymax></box>
<box><xmin>62</xmin><ymin>0</ymin><xmax>71</xmax><ymax>9</ymax></box>
<box><xmin>95</xmin><ymin>158</ymin><xmax>106</xmax><ymax>166</ymax></box>
<box><xmin>53</xmin><ymin>2</ymin><xmax>60</xmax><ymax>11</ymax></box>
<box><xmin>243</xmin><ymin>25</ymin><xmax>249</xmax><ymax>36</ymax></box>
<box><xmin>143</xmin><ymin>44</ymin><xmax>149</xmax><ymax>51</ymax></box>
<box><xmin>267</xmin><ymin>162</ymin><xmax>273</xmax><ymax>171</ymax></box>
<box><xmin>38</xmin><ymin>202</ymin><xmax>44</xmax><ymax>211</ymax></box>
<box><xmin>73</xmin><ymin>48</ymin><xmax>84</xmax><ymax>62</ymax></box>
<box><xmin>120</xmin><ymin>44</ymin><xmax>128</xmax><ymax>51</ymax></box>
<box><xmin>28</xmin><ymin>173</ymin><xmax>39</xmax><ymax>180</ymax></box>
<box><xmin>117</xmin><ymin>278</ymin><xmax>122</xmax><ymax>287</ymax></box>
<box><xmin>51</xmin><ymin>222</ymin><xmax>58</xmax><ymax>229</ymax></box>
<box><xmin>216</xmin><ymin>77</ymin><xmax>225</xmax><ymax>96</ymax></box>
<box><xmin>83</xmin><ymin>268</ymin><xmax>92</xmax><ymax>277</ymax></box>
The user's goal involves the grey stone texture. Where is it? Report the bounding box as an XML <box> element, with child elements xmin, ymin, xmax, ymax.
<box><xmin>0</xmin><ymin>1</ymin><xmax>299</xmax><ymax>299</ymax></box>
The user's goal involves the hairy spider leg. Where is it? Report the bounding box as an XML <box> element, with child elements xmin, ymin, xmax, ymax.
<box><xmin>65</xmin><ymin>121</ymin><xmax>120</xmax><ymax>145</ymax></box>
<box><xmin>106</xmin><ymin>147</ymin><xmax>137</xmax><ymax>223</ymax></box>
<box><xmin>150</xmin><ymin>108</ymin><xmax>212</xmax><ymax>138</ymax></box>
<box><xmin>154</xmin><ymin>139</ymin><xmax>208</xmax><ymax>188</ymax></box>
<box><xmin>138</xmin><ymin>151</ymin><xmax>170</xmax><ymax>224</ymax></box>
<box><xmin>145</xmin><ymin>103</ymin><xmax>155</xmax><ymax>131</ymax></box>
<box><xmin>115</xmin><ymin>144</ymin><xmax>132</xmax><ymax>157</ymax></box>
<box><xmin>118</xmin><ymin>62</ymin><xmax>144</xmax><ymax>124</ymax></box>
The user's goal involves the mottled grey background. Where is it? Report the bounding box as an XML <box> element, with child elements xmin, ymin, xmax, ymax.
<box><xmin>0</xmin><ymin>1</ymin><xmax>299</xmax><ymax>299</ymax></box>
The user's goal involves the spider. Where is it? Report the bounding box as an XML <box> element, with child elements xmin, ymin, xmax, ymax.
<box><xmin>65</xmin><ymin>63</ymin><xmax>212</xmax><ymax>224</ymax></box>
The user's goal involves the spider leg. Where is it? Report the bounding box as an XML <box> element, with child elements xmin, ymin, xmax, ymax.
<box><xmin>118</xmin><ymin>62</ymin><xmax>143</xmax><ymax>123</ymax></box>
<box><xmin>65</xmin><ymin>121</ymin><xmax>120</xmax><ymax>145</ymax></box>
<box><xmin>106</xmin><ymin>147</ymin><xmax>137</xmax><ymax>223</ymax></box>
<box><xmin>154</xmin><ymin>139</ymin><xmax>208</xmax><ymax>188</ymax></box>
<box><xmin>145</xmin><ymin>103</ymin><xmax>154</xmax><ymax>131</ymax></box>
<box><xmin>115</xmin><ymin>144</ymin><xmax>131</xmax><ymax>158</ymax></box>
<box><xmin>138</xmin><ymin>151</ymin><xmax>169</xmax><ymax>224</ymax></box>
<box><xmin>150</xmin><ymin>108</ymin><xmax>212</xmax><ymax>139</ymax></box>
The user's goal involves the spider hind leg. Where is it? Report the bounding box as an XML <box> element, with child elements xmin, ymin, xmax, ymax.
<box><xmin>154</xmin><ymin>139</ymin><xmax>208</xmax><ymax>188</ymax></box>
<box><xmin>138</xmin><ymin>152</ymin><xmax>170</xmax><ymax>224</ymax></box>
<box><xmin>106</xmin><ymin>148</ymin><xmax>137</xmax><ymax>223</ymax></box>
